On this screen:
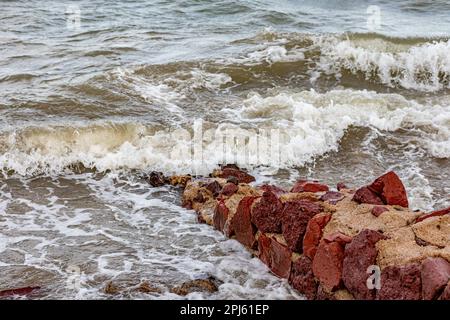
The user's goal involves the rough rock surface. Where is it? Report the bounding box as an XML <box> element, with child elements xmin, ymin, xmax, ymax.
<box><xmin>231</xmin><ymin>196</ymin><xmax>259</xmax><ymax>249</ymax></box>
<box><xmin>291</xmin><ymin>180</ymin><xmax>329</xmax><ymax>193</ymax></box>
<box><xmin>214</xmin><ymin>167</ymin><xmax>255</xmax><ymax>184</ymax></box>
<box><xmin>371</xmin><ymin>206</ymin><xmax>389</xmax><ymax>217</ymax></box>
<box><xmin>342</xmin><ymin>230</ymin><xmax>386</xmax><ymax>300</ymax></box>
<box><xmin>352</xmin><ymin>186</ymin><xmax>384</xmax><ymax>205</ymax></box>
<box><xmin>303</xmin><ymin>213</ymin><xmax>332</xmax><ymax>260</ymax></box>
<box><xmin>369</xmin><ymin>171</ymin><xmax>409</xmax><ymax>208</ymax></box>
<box><xmin>281</xmin><ymin>200</ymin><xmax>323</xmax><ymax>252</ymax></box>
<box><xmin>421</xmin><ymin>257</ymin><xmax>450</xmax><ymax>300</ymax></box>
<box><xmin>376</xmin><ymin>263</ymin><xmax>421</xmax><ymax>300</ymax></box>
<box><xmin>320</xmin><ymin>191</ymin><xmax>344</xmax><ymax>204</ymax></box>
<box><xmin>258</xmin><ymin>233</ymin><xmax>292</xmax><ymax>278</ymax></box>
<box><xmin>251</xmin><ymin>191</ymin><xmax>284</xmax><ymax>233</ymax></box>
<box><xmin>312</xmin><ymin>240</ymin><xmax>345</xmax><ymax>292</ymax></box>
<box><xmin>289</xmin><ymin>256</ymin><xmax>317</xmax><ymax>300</ymax></box>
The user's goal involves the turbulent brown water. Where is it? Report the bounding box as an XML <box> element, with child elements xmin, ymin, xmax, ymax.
<box><xmin>0</xmin><ymin>0</ymin><xmax>449</xmax><ymax>299</ymax></box>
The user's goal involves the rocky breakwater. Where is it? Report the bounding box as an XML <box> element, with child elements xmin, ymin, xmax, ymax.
<box><xmin>182</xmin><ymin>166</ymin><xmax>450</xmax><ymax>300</ymax></box>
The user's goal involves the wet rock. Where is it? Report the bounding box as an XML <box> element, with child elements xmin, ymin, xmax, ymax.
<box><xmin>376</xmin><ymin>263</ymin><xmax>421</xmax><ymax>300</ymax></box>
<box><xmin>369</xmin><ymin>171</ymin><xmax>409</xmax><ymax>207</ymax></box>
<box><xmin>0</xmin><ymin>286</ymin><xmax>40</xmax><ymax>297</ymax></box>
<box><xmin>289</xmin><ymin>256</ymin><xmax>317</xmax><ymax>300</ymax></box>
<box><xmin>147</xmin><ymin>171</ymin><xmax>166</xmax><ymax>187</ymax></box>
<box><xmin>258</xmin><ymin>234</ymin><xmax>292</xmax><ymax>278</ymax></box>
<box><xmin>371</xmin><ymin>206</ymin><xmax>389</xmax><ymax>217</ymax></box>
<box><xmin>104</xmin><ymin>281</ymin><xmax>120</xmax><ymax>295</ymax></box>
<box><xmin>291</xmin><ymin>180</ymin><xmax>329</xmax><ymax>193</ymax></box>
<box><xmin>352</xmin><ymin>186</ymin><xmax>384</xmax><ymax>205</ymax></box>
<box><xmin>421</xmin><ymin>257</ymin><xmax>450</xmax><ymax>300</ymax></box>
<box><xmin>281</xmin><ymin>200</ymin><xmax>323</xmax><ymax>252</ymax></box>
<box><xmin>259</xmin><ymin>185</ymin><xmax>287</xmax><ymax>198</ymax></box>
<box><xmin>312</xmin><ymin>240</ymin><xmax>345</xmax><ymax>292</ymax></box>
<box><xmin>342</xmin><ymin>229</ymin><xmax>387</xmax><ymax>300</ymax></box>
<box><xmin>320</xmin><ymin>191</ymin><xmax>344</xmax><ymax>204</ymax></box>
<box><xmin>168</xmin><ymin>175</ymin><xmax>191</xmax><ymax>187</ymax></box>
<box><xmin>171</xmin><ymin>277</ymin><xmax>219</xmax><ymax>296</ymax></box>
<box><xmin>135</xmin><ymin>281</ymin><xmax>162</xmax><ymax>294</ymax></box>
<box><xmin>303</xmin><ymin>213</ymin><xmax>332</xmax><ymax>260</ymax></box>
<box><xmin>231</xmin><ymin>196</ymin><xmax>259</xmax><ymax>249</ymax></box>
<box><xmin>214</xmin><ymin>167</ymin><xmax>255</xmax><ymax>184</ymax></box>
<box><xmin>415</xmin><ymin>206</ymin><xmax>450</xmax><ymax>223</ymax></box>
<box><xmin>213</xmin><ymin>199</ymin><xmax>229</xmax><ymax>233</ymax></box>
<box><xmin>220</xmin><ymin>183</ymin><xmax>238</xmax><ymax>197</ymax></box>
<box><xmin>337</xmin><ymin>183</ymin><xmax>348</xmax><ymax>191</ymax></box>
<box><xmin>206</xmin><ymin>180</ymin><xmax>222</xmax><ymax>198</ymax></box>
<box><xmin>251</xmin><ymin>191</ymin><xmax>284</xmax><ymax>233</ymax></box>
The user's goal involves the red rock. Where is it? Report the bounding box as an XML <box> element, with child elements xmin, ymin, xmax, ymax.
<box><xmin>231</xmin><ymin>196</ymin><xmax>259</xmax><ymax>249</ymax></box>
<box><xmin>0</xmin><ymin>286</ymin><xmax>40</xmax><ymax>297</ymax></box>
<box><xmin>376</xmin><ymin>263</ymin><xmax>421</xmax><ymax>300</ymax></box>
<box><xmin>257</xmin><ymin>234</ymin><xmax>292</xmax><ymax>278</ymax></box>
<box><xmin>368</xmin><ymin>171</ymin><xmax>408</xmax><ymax>207</ymax></box>
<box><xmin>217</xmin><ymin>168</ymin><xmax>255</xmax><ymax>184</ymax></box>
<box><xmin>312</xmin><ymin>240</ymin><xmax>345</xmax><ymax>292</ymax></box>
<box><xmin>281</xmin><ymin>200</ymin><xmax>323</xmax><ymax>252</ymax></box>
<box><xmin>303</xmin><ymin>213</ymin><xmax>332</xmax><ymax>260</ymax></box>
<box><xmin>323</xmin><ymin>232</ymin><xmax>352</xmax><ymax>246</ymax></box>
<box><xmin>213</xmin><ymin>199</ymin><xmax>229</xmax><ymax>233</ymax></box>
<box><xmin>371</xmin><ymin>206</ymin><xmax>389</xmax><ymax>217</ymax></box>
<box><xmin>220</xmin><ymin>183</ymin><xmax>238</xmax><ymax>197</ymax></box>
<box><xmin>415</xmin><ymin>207</ymin><xmax>450</xmax><ymax>223</ymax></box>
<box><xmin>205</xmin><ymin>180</ymin><xmax>221</xmax><ymax>198</ymax></box>
<box><xmin>342</xmin><ymin>229</ymin><xmax>387</xmax><ymax>300</ymax></box>
<box><xmin>421</xmin><ymin>257</ymin><xmax>450</xmax><ymax>300</ymax></box>
<box><xmin>337</xmin><ymin>183</ymin><xmax>348</xmax><ymax>191</ymax></box>
<box><xmin>289</xmin><ymin>256</ymin><xmax>317</xmax><ymax>300</ymax></box>
<box><xmin>320</xmin><ymin>191</ymin><xmax>344</xmax><ymax>204</ymax></box>
<box><xmin>251</xmin><ymin>191</ymin><xmax>284</xmax><ymax>233</ymax></box>
<box><xmin>352</xmin><ymin>186</ymin><xmax>384</xmax><ymax>205</ymax></box>
<box><xmin>259</xmin><ymin>185</ymin><xmax>287</xmax><ymax>198</ymax></box>
<box><xmin>440</xmin><ymin>283</ymin><xmax>450</xmax><ymax>300</ymax></box>
<box><xmin>291</xmin><ymin>180</ymin><xmax>329</xmax><ymax>193</ymax></box>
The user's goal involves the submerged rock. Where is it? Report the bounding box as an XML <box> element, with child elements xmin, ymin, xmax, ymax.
<box><xmin>171</xmin><ymin>277</ymin><xmax>219</xmax><ymax>296</ymax></box>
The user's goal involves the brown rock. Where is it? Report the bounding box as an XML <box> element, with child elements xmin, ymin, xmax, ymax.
<box><xmin>213</xmin><ymin>199</ymin><xmax>229</xmax><ymax>233</ymax></box>
<box><xmin>371</xmin><ymin>206</ymin><xmax>389</xmax><ymax>217</ymax></box>
<box><xmin>323</xmin><ymin>232</ymin><xmax>352</xmax><ymax>246</ymax></box>
<box><xmin>220</xmin><ymin>183</ymin><xmax>238</xmax><ymax>197</ymax></box>
<box><xmin>259</xmin><ymin>185</ymin><xmax>287</xmax><ymax>198</ymax></box>
<box><xmin>289</xmin><ymin>256</ymin><xmax>317</xmax><ymax>300</ymax></box>
<box><xmin>251</xmin><ymin>191</ymin><xmax>284</xmax><ymax>233</ymax></box>
<box><xmin>415</xmin><ymin>207</ymin><xmax>450</xmax><ymax>223</ymax></box>
<box><xmin>342</xmin><ymin>229</ymin><xmax>387</xmax><ymax>300</ymax></box>
<box><xmin>316</xmin><ymin>285</ymin><xmax>336</xmax><ymax>300</ymax></box>
<box><xmin>231</xmin><ymin>196</ymin><xmax>259</xmax><ymax>249</ymax></box>
<box><xmin>303</xmin><ymin>213</ymin><xmax>332</xmax><ymax>260</ymax></box>
<box><xmin>421</xmin><ymin>257</ymin><xmax>450</xmax><ymax>300</ymax></box>
<box><xmin>369</xmin><ymin>171</ymin><xmax>409</xmax><ymax>208</ymax></box>
<box><xmin>281</xmin><ymin>200</ymin><xmax>323</xmax><ymax>252</ymax></box>
<box><xmin>312</xmin><ymin>240</ymin><xmax>345</xmax><ymax>292</ymax></box>
<box><xmin>206</xmin><ymin>180</ymin><xmax>222</xmax><ymax>198</ymax></box>
<box><xmin>320</xmin><ymin>191</ymin><xmax>344</xmax><ymax>204</ymax></box>
<box><xmin>291</xmin><ymin>180</ymin><xmax>329</xmax><ymax>193</ymax></box>
<box><xmin>171</xmin><ymin>278</ymin><xmax>219</xmax><ymax>296</ymax></box>
<box><xmin>352</xmin><ymin>186</ymin><xmax>384</xmax><ymax>205</ymax></box>
<box><xmin>337</xmin><ymin>183</ymin><xmax>348</xmax><ymax>191</ymax></box>
<box><xmin>376</xmin><ymin>263</ymin><xmax>421</xmax><ymax>300</ymax></box>
<box><xmin>258</xmin><ymin>234</ymin><xmax>292</xmax><ymax>278</ymax></box>
<box><xmin>104</xmin><ymin>281</ymin><xmax>120</xmax><ymax>295</ymax></box>
<box><xmin>440</xmin><ymin>283</ymin><xmax>450</xmax><ymax>300</ymax></box>
<box><xmin>147</xmin><ymin>171</ymin><xmax>166</xmax><ymax>187</ymax></box>
<box><xmin>216</xmin><ymin>168</ymin><xmax>255</xmax><ymax>184</ymax></box>
<box><xmin>135</xmin><ymin>281</ymin><xmax>162</xmax><ymax>294</ymax></box>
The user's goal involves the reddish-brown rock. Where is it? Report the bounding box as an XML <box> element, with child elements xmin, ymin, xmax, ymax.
<box><xmin>320</xmin><ymin>191</ymin><xmax>344</xmax><ymax>204</ymax></box>
<box><xmin>337</xmin><ymin>182</ymin><xmax>348</xmax><ymax>191</ymax></box>
<box><xmin>376</xmin><ymin>263</ymin><xmax>421</xmax><ymax>300</ymax></box>
<box><xmin>371</xmin><ymin>206</ymin><xmax>389</xmax><ymax>217</ymax></box>
<box><xmin>303</xmin><ymin>213</ymin><xmax>332</xmax><ymax>260</ymax></box>
<box><xmin>281</xmin><ymin>200</ymin><xmax>323</xmax><ymax>252</ymax></box>
<box><xmin>259</xmin><ymin>185</ymin><xmax>287</xmax><ymax>198</ymax></box>
<box><xmin>257</xmin><ymin>234</ymin><xmax>292</xmax><ymax>278</ymax></box>
<box><xmin>421</xmin><ymin>257</ymin><xmax>450</xmax><ymax>300</ymax></box>
<box><xmin>205</xmin><ymin>180</ymin><xmax>221</xmax><ymax>198</ymax></box>
<box><xmin>213</xmin><ymin>199</ymin><xmax>229</xmax><ymax>233</ymax></box>
<box><xmin>440</xmin><ymin>283</ymin><xmax>450</xmax><ymax>300</ymax></box>
<box><xmin>217</xmin><ymin>168</ymin><xmax>255</xmax><ymax>184</ymax></box>
<box><xmin>342</xmin><ymin>229</ymin><xmax>387</xmax><ymax>300</ymax></box>
<box><xmin>323</xmin><ymin>232</ymin><xmax>352</xmax><ymax>246</ymax></box>
<box><xmin>0</xmin><ymin>286</ymin><xmax>40</xmax><ymax>297</ymax></box>
<box><xmin>220</xmin><ymin>183</ymin><xmax>238</xmax><ymax>197</ymax></box>
<box><xmin>289</xmin><ymin>256</ymin><xmax>317</xmax><ymax>300</ymax></box>
<box><xmin>251</xmin><ymin>191</ymin><xmax>284</xmax><ymax>233</ymax></box>
<box><xmin>415</xmin><ymin>207</ymin><xmax>450</xmax><ymax>223</ymax></box>
<box><xmin>352</xmin><ymin>186</ymin><xmax>384</xmax><ymax>205</ymax></box>
<box><xmin>231</xmin><ymin>196</ymin><xmax>259</xmax><ymax>249</ymax></box>
<box><xmin>368</xmin><ymin>171</ymin><xmax>408</xmax><ymax>207</ymax></box>
<box><xmin>291</xmin><ymin>180</ymin><xmax>329</xmax><ymax>193</ymax></box>
<box><xmin>312</xmin><ymin>240</ymin><xmax>345</xmax><ymax>292</ymax></box>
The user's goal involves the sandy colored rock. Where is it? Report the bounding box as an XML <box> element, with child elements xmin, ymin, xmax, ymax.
<box><xmin>412</xmin><ymin>215</ymin><xmax>450</xmax><ymax>248</ymax></box>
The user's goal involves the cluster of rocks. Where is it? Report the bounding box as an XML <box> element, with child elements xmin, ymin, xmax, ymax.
<box><xmin>182</xmin><ymin>166</ymin><xmax>450</xmax><ymax>300</ymax></box>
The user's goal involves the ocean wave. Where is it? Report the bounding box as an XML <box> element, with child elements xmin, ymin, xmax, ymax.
<box><xmin>0</xmin><ymin>89</ymin><xmax>448</xmax><ymax>176</ymax></box>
